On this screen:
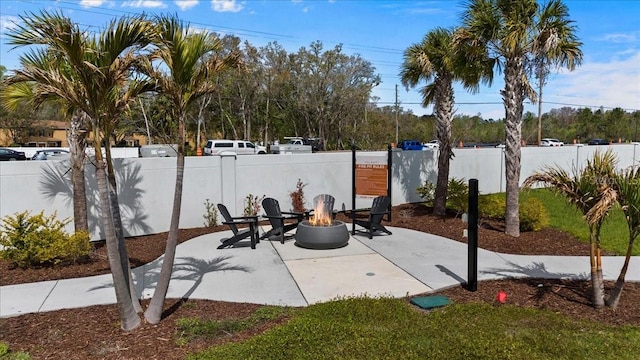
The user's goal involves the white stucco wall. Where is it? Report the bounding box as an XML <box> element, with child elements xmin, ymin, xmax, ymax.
<box><xmin>0</xmin><ymin>143</ymin><xmax>637</xmax><ymax>240</ymax></box>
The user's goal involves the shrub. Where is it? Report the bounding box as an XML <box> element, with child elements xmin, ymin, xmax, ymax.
<box><xmin>446</xmin><ymin>178</ymin><xmax>469</xmax><ymax>215</ymax></box>
<box><xmin>416</xmin><ymin>181</ymin><xmax>436</xmax><ymax>203</ymax></box>
<box><xmin>0</xmin><ymin>341</ymin><xmax>30</xmax><ymax>359</ymax></box>
<box><xmin>289</xmin><ymin>179</ymin><xmax>307</xmax><ymax>212</ymax></box>
<box><xmin>203</xmin><ymin>199</ymin><xmax>218</xmax><ymax>227</ymax></box>
<box><xmin>243</xmin><ymin>194</ymin><xmax>265</xmax><ymax>216</ymax></box>
<box><xmin>479</xmin><ymin>193</ymin><xmax>506</xmax><ymax>219</ymax></box>
<box><xmin>416</xmin><ymin>178</ymin><xmax>468</xmax><ymax>215</ymax></box>
<box><xmin>0</xmin><ymin>211</ymin><xmax>91</xmax><ymax>268</ymax></box>
<box><xmin>477</xmin><ymin>193</ymin><xmax>548</xmax><ymax>231</ymax></box>
<box><xmin>519</xmin><ymin>197</ymin><xmax>549</xmax><ymax>232</ymax></box>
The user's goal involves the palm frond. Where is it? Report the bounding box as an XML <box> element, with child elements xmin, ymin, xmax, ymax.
<box><xmin>1</xmin><ymin>82</ymin><xmax>35</xmax><ymax>111</ymax></box>
<box><xmin>585</xmin><ymin>187</ymin><xmax>617</xmax><ymax>227</ymax></box>
<box><xmin>615</xmin><ymin>167</ymin><xmax>640</xmax><ymax>240</ymax></box>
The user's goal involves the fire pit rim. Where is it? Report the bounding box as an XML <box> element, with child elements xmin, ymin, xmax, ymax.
<box><xmin>294</xmin><ymin>220</ymin><xmax>349</xmax><ymax>250</ymax></box>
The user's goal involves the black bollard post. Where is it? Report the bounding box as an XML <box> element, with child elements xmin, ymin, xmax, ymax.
<box><xmin>467</xmin><ymin>178</ymin><xmax>478</xmax><ymax>292</ymax></box>
<box><xmin>351</xmin><ymin>143</ymin><xmax>357</xmax><ymax>235</ymax></box>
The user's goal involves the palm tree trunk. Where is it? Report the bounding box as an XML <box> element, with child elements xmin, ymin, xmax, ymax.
<box><xmin>503</xmin><ymin>57</ymin><xmax>524</xmax><ymax>237</ymax></box>
<box><xmin>595</xmin><ymin>226</ymin><xmax>605</xmax><ymax>301</ymax></box>
<box><xmin>68</xmin><ymin>111</ymin><xmax>88</xmax><ymax>233</ymax></box>
<box><xmin>104</xmin><ymin>143</ymin><xmax>142</xmax><ymax>313</ymax></box>
<box><xmin>433</xmin><ymin>77</ymin><xmax>454</xmax><ymax>216</ymax></box>
<box><xmin>607</xmin><ymin>236</ymin><xmax>635</xmax><ymax>309</ymax></box>
<box><xmin>589</xmin><ymin>227</ymin><xmax>605</xmax><ymax>308</ymax></box>
<box><xmin>94</xmin><ymin>134</ymin><xmax>141</xmax><ymax>331</ymax></box>
<box><xmin>145</xmin><ymin>116</ymin><xmax>186</xmax><ymax>324</ymax></box>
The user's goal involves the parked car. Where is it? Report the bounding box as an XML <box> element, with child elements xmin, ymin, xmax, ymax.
<box><xmin>422</xmin><ymin>140</ymin><xmax>439</xmax><ymax>149</ymax></box>
<box><xmin>31</xmin><ymin>149</ymin><xmax>70</xmax><ymax>160</ymax></box>
<box><xmin>588</xmin><ymin>138</ymin><xmax>610</xmax><ymax>145</ymax></box>
<box><xmin>203</xmin><ymin>140</ymin><xmax>267</xmax><ymax>155</ymax></box>
<box><xmin>398</xmin><ymin>140</ymin><xmax>423</xmax><ymax>151</ymax></box>
<box><xmin>270</xmin><ymin>138</ymin><xmax>312</xmax><ymax>154</ymax></box>
<box><xmin>540</xmin><ymin>138</ymin><xmax>564</xmax><ymax>147</ymax></box>
<box><xmin>0</xmin><ymin>148</ymin><xmax>27</xmax><ymax>161</ymax></box>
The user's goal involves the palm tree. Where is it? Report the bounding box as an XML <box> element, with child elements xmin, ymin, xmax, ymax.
<box><xmin>523</xmin><ymin>150</ymin><xmax>618</xmax><ymax>308</ymax></box>
<box><xmin>604</xmin><ymin>166</ymin><xmax>640</xmax><ymax>309</ymax></box>
<box><xmin>4</xmin><ymin>10</ymin><xmax>154</xmax><ymax>331</ymax></box>
<box><xmin>458</xmin><ymin>0</ymin><xmax>583</xmax><ymax>236</ymax></box>
<box><xmin>1</xmin><ymin>49</ymin><xmax>90</xmax><ymax>234</ymax></box>
<box><xmin>400</xmin><ymin>27</ymin><xmax>493</xmax><ymax>216</ymax></box>
<box><xmin>140</xmin><ymin>14</ymin><xmax>239</xmax><ymax>324</ymax></box>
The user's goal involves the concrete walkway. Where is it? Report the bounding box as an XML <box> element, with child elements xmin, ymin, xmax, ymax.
<box><xmin>2</xmin><ymin>226</ymin><xmax>640</xmax><ymax>318</ymax></box>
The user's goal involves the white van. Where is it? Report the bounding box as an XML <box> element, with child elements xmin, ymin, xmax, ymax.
<box><xmin>203</xmin><ymin>140</ymin><xmax>267</xmax><ymax>156</ymax></box>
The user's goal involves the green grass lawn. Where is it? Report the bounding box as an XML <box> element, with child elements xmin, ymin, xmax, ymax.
<box><xmin>186</xmin><ymin>297</ymin><xmax>640</xmax><ymax>360</ymax></box>
<box><xmin>522</xmin><ymin>188</ymin><xmax>632</xmax><ymax>256</ymax></box>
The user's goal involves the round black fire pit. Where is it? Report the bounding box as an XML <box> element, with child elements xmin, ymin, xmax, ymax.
<box><xmin>294</xmin><ymin>220</ymin><xmax>349</xmax><ymax>249</ymax></box>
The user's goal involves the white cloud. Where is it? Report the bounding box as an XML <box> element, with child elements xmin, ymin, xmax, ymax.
<box><xmin>187</xmin><ymin>25</ymin><xmax>209</xmax><ymax>35</ymax></box>
<box><xmin>175</xmin><ymin>0</ymin><xmax>199</xmax><ymax>10</ymax></box>
<box><xmin>600</xmin><ymin>32</ymin><xmax>638</xmax><ymax>43</ymax></box>
<box><xmin>551</xmin><ymin>51</ymin><xmax>640</xmax><ymax>111</ymax></box>
<box><xmin>406</xmin><ymin>7</ymin><xmax>445</xmax><ymax>15</ymax></box>
<box><xmin>0</xmin><ymin>15</ymin><xmax>20</xmax><ymax>34</ymax></box>
<box><xmin>122</xmin><ymin>0</ymin><xmax>168</xmax><ymax>9</ymax></box>
<box><xmin>79</xmin><ymin>0</ymin><xmax>108</xmax><ymax>8</ymax></box>
<box><xmin>211</xmin><ymin>0</ymin><xmax>243</xmax><ymax>13</ymax></box>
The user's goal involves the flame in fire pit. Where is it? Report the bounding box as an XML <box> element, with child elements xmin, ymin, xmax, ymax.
<box><xmin>309</xmin><ymin>200</ymin><xmax>332</xmax><ymax>226</ymax></box>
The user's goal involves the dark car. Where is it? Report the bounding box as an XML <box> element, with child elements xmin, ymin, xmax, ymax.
<box><xmin>588</xmin><ymin>138</ymin><xmax>610</xmax><ymax>145</ymax></box>
<box><xmin>0</xmin><ymin>148</ymin><xmax>27</xmax><ymax>161</ymax></box>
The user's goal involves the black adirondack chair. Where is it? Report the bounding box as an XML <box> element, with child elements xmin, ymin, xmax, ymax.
<box><xmin>261</xmin><ymin>197</ymin><xmax>303</xmax><ymax>244</ymax></box>
<box><xmin>311</xmin><ymin>193</ymin><xmax>337</xmax><ymax>220</ymax></box>
<box><xmin>217</xmin><ymin>203</ymin><xmax>260</xmax><ymax>249</ymax></box>
<box><xmin>351</xmin><ymin>195</ymin><xmax>392</xmax><ymax>239</ymax></box>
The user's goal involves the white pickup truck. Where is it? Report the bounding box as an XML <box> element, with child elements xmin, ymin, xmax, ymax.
<box><xmin>270</xmin><ymin>138</ymin><xmax>313</xmax><ymax>154</ymax></box>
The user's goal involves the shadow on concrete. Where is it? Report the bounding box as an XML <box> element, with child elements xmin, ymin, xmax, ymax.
<box><xmin>480</xmin><ymin>260</ymin><xmax>589</xmax><ymax>280</ymax></box>
<box><xmin>89</xmin><ymin>255</ymin><xmax>250</xmax><ymax>301</ymax></box>
<box><xmin>436</xmin><ymin>264</ymin><xmax>466</xmax><ymax>284</ymax></box>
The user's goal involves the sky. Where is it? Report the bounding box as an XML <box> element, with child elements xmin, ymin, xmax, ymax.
<box><xmin>0</xmin><ymin>0</ymin><xmax>639</xmax><ymax>120</ymax></box>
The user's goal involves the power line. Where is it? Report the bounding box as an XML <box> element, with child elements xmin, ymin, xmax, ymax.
<box><xmin>4</xmin><ymin>0</ymin><xmax>406</xmax><ymax>57</ymax></box>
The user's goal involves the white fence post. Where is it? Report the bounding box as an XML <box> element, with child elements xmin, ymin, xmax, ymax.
<box><xmin>219</xmin><ymin>153</ymin><xmax>237</xmax><ymax>215</ymax></box>
<box><xmin>575</xmin><ymin>143</ymin><xmax>584</xmax><ymax>171</ymax></box>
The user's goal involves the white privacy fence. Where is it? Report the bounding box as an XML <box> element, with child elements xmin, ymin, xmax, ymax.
<box><xmin>0</xmin><ymin>144</ymin><xmax>637</xmax><ymax>240</ymax></box>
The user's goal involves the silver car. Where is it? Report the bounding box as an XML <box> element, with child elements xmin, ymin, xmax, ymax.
<box><xmin>31</xmin><ymin>149</ymin><xmax>70</xmax><ymax>160</ymax></box>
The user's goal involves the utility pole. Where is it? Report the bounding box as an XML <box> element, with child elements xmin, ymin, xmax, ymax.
<box><xmin>537</xmin><ymin>64</ymin><xmax>544</xmax><ymax>146</ymax></box>
<box><xmin>395</xmin><ymin>84</ymin><xmax>399</xmax><ymax>145</ymax></box>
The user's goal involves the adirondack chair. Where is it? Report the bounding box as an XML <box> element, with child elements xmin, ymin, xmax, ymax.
<box><xmin>261</xmin><ymin>197</ymin><xmax>304</xmax><ymax>244</ymax></box>
<box><xmin>217</xmin><ymin>203</ymin><xmax>260</xmax><ymax>249</ymax></box>
<box><xmin>311</xmin><ymin>193</ymin><xmax>337</xmax><ymax>220</ymax></box>
<box><xmin>350</xmin><ymin>195</ymin><xmax>392</xmax><ymax>239</ymax></box>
